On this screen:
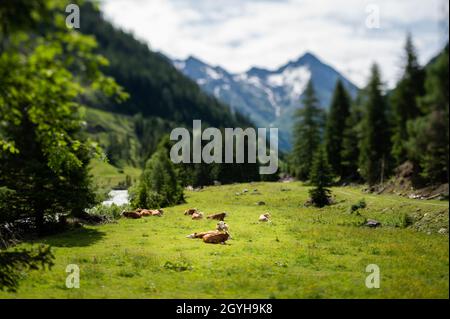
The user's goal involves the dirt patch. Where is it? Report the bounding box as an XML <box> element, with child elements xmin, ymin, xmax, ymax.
<box><xmin>371</xmin><ymin>161</ymin><xmax>449</xmax><ymax>200</ymax></box>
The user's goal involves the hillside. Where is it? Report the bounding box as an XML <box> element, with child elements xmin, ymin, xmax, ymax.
<box><xmin>76</xmin><ymin>3</ymin><xmax>262</xmax><ymax>188</ymax></box>
<box><xmin>174</xmin><ymin>53</ymin><xmax>359</xmax><ymax>150</ymax></box>
<box><xmin>80</xmin><ymin>3</ymin><xmax>252</xmax><ymax>130</ymax></box>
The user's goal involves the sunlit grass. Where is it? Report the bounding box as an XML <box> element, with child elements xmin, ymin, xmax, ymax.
<box><xmin>1</xmin><ymin>182</ymin><xmax>448</xmax><ymax>299</ymax></box>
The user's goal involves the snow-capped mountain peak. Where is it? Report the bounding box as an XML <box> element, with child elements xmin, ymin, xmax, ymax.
<box><xmin>172</xmin><ymin>52</ymin><xmax>358</xmax><ymax>150</ymax></box>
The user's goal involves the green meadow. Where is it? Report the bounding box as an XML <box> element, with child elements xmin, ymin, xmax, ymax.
<box><xmin>1</xmin><ymin>182</ymin><xmax>448</xmax><ymax>299</ymax></box>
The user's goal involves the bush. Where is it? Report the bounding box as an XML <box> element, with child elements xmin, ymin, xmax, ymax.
<box><xmin>349</xmin><ymin>199</ymin><xmax>367</xmax><ymax>213</ymax></box>
<box><xmin>309</xmin><ymin>187</ymin><xmax>332</xmax><ymax>208</ymax></box>
<box><xmin>130</xmin><ymin>141</ymin><xmax>184</xmax><ymax>209</ymax></box>
<box><xmin>0</xmin><ymin>245</ymin><xmax>54</xmax><ymax>292</ymax></box>
<box><xmin>86</xmin><ymin>203</ymin><xmax>128</xmax><ymax>221</ymax></box>
<box><xmin>0</xmin><ymin>187</ymin><xmax>18</xmax><ymax>223</ymax></box>
<box><xmin>163</xmin><ymin>261</ymin><xmax>192</xmax><ymax>272</ymax></box>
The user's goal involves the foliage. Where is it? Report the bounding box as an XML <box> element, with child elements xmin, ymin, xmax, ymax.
<box><xmin>86</xmin><ymin>203</ymin><xmax>128</xmax><ymax>221</ymax></box>
<box><xmin>130</xmin><ymin>139</ymin><xmax>184</xmax><ymax>209</ymax></box>
<box><xmin>325</xmin><ymin>80</ymin><xmax>351</xmax><ymax>178</ymax></box>
<box><xmin>0</xmin><ymin>245</ymin><xmax>54</xmax><ymax>292</ymax></box>
<box><xmin>79</xmin><ymin>2</ymin><xmax>251</xmax><ymax>130</ymax></box>
<box><xmin>406</xmin><ymin>45</ymin><xmax>449</xmax><ymax>184</ymax></box>
<box><xmin>358</xmin><ymin>64</ymin><xmax>391</xmax><ymax>185</ymax></box>
<box><xmin>349</xmin><ymin>199</ymin><xmax>367</xmax><ymax>213</ymax></box>
<box><xmin>308</xmin><ymin>148</ymin><xmax>333</xmax><ymax>207</ymax></box>
<box><xmin>0</xmin><ymin>1</ymin><xmax>127</xmax><ymax>231</ymax></box>
<box><xmin>291</xmin><ymin>80</ymin><xmax>326</xmax><ymax>180</ymax></box>
<box><xmin>391</xmin><ymin>35</ymin><xmax>426</xmax><ymax>166</ymax></box>
<box><xmin>340</xmin><ymin>92</ymin><xmax>365</xmax><ymax>181</ymax></box>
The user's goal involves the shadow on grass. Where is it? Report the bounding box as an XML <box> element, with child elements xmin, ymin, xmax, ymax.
<box><xmin>37</xmin><ymin>227</ymin><xmax>106</xmax><ymax>248</ymax></box>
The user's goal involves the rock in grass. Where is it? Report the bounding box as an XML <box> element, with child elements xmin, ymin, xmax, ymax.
<box><xmin>438</xmin><ymin>228</ymin><xmax>448</xmax><ymax>235</ymax></box>
<box><xmin>365</xmin><ymin>219</ymin><xmax>381</xmax><ymax>228</ymax></box>
<box><xmin>256</xmin><ymin>201</ymin><xmax>266</xmax><ymax>206</ymax></box>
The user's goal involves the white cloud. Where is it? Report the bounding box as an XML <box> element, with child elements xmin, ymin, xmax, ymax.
<box><xmin>100</xmin><ymin>0</ymin><xmax>447</xmax><ymax>88</ymax></box>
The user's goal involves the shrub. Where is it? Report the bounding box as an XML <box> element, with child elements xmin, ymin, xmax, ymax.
<box><xmin>349</xmin><ymin>199</ymin><xmax>367</xmax><ymax>213</ymax></box>
<box><xmin>130</xmin><ymin>141</ymin><xmax>184</xmax><ymax>209</ymax></box>
<box><xmin>163</xmin><ymin>261</ymin><xmax>192</xmax><ymax>272</ymax></box>
<box><xmin>0</xmin><ymin>245</ymin><xmax>54</xmax><ymax>292</ymax></box>
<box><xmin>86</xmin><ymin>203</ymin><xmax>127</xmax><ymax>220</ymax></box>
<box><xmin>308</xmin><ymin>148</ymin><xmax>334</xmax><ymax>207</ymax></box>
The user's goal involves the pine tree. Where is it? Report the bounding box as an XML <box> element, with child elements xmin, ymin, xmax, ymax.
<box><xmin>325</xmin><ymin>80</ymin><xmax>351</xmax><ymax>178</ymax></box>
<box><xmin>391</xmin><ymin>34</ymin><xmax>426</xmax><ymax>166</ymax></box>
<box><xmin>0</xmin><ymin>1</ymin><xmax>127</xmax><ymax>233</ymax></box>
<box><xmin>359</xmin><ymin>64</ymin><xmax>391</xmax><ymax>186</ymax></box>
<box><xmin>406</xmin><ymin>45</ymin><xmax>449</xmax><ymax>184</ymax></box>
<box><xmin>131</xmin><ymin>138</ymin><xmax>184</xmax><ymax>208</ymax></box>
<box><xmin>341</xmin><ymin>93</ymin><xmax>365</xmax><ymax>181</ymax></box>
<box><xmin>308</xmin><ymin>147</ymin><xmax>333</xmax><ymax>207</ymax></box>
<box><xmin>291</xmin><ymin>80</ymin><xmax>325</xmax><ymax>180</ymax></box>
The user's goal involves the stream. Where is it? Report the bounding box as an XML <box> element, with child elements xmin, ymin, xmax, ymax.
<box><xmin>102</xmin><ymin>190</ymin><xmax>129</xmax><ymax>206</ymax></box>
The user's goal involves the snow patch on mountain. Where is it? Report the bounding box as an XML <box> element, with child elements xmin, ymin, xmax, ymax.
<box><xmin>172</xmin><ymin>52</ymin><xmax>359</xmax><ymax>150</ymax></box>
<box><xmin>267</xmin><ymin>66</ymin><xmax>311</xmax><ymax>100</ymax></box>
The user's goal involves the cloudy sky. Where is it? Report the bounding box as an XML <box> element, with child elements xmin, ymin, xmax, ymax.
<box><xmin>100</xmin><ymin>0</ymin><xmax>448</xmax><ymax>88</ymax></box>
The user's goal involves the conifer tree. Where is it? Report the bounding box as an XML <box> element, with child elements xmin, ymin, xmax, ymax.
<box><xmin>308</xmin><ymin>147</ymin><xmax>333</xmax><ymax>207</ymax></box>
<box><xmin>406</xmin><ymin>45</ymin><xmax>449</xmax><ymax>184</ymax></box>
<box><xmin>391</xmin><ymin>34</ymin><xmax>426</xmax><ymax>165</ymax></box>
<box><xmin>291</xmin><ymin>80</ymin><xmax>325</xmax><ymax>180</ymax></box>
<box><xmin>325</xmin><ymin>80</ymin><xmax>351</xmax><ymax>178</ymax></box>
<box><xmin>131</xmin><ymin>138</ymin><xmax>184</xmax><ymax>208</ymax></box>
<box><xmin>359</xmin><ymin>64</ymin><xmax>391</xmax><ymax>185</ymax></box>
<box><xmin>341</xmin><ymin>93</ymin><xmax>365</xmax><ymax>181</ymax></box>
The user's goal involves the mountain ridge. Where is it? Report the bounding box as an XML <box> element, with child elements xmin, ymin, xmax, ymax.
<box><xmin>173</xmin><ymin>52</ymin><xmax>359</xmax><ymax>150</ymax></box>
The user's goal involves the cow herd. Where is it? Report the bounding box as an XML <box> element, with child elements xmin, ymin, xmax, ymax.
<box><xmin>121</xmin><ymin>207</ymin><xmax>272</xmax><ymax>245</ymax></box>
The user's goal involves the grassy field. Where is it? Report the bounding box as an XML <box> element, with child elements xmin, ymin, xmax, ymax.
<box><xmin>89</xmin><ymin>159</ymin><xmax>141</xmax><ymax>193</ymax></box>
<box><xmin>1</xmin><ymin>182</ymin><xmax>448</xmax><ymax>299</ymax></box>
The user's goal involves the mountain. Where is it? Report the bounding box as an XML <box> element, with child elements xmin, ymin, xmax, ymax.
<box><xmin>75</xmin><ymin>3</ymin><xmax>262</xmax><ymax>189</ymax></box>
<box><xmin>80</xmin><ymin>4</ymin><xmax>252</xmax><ymax>131</ymax></box>
<box><xmin>173</xmin><ymin>53</ymin><xmax>359</xmax><ymax>150</ymax></box>
<box><xmin>77</xmin><ymin>4</ymin><xmax>254</xmax><ymax>166</ymax></box>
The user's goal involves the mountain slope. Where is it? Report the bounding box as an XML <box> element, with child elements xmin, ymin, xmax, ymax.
<box><xmin>174</xmin><ymin>53</ymin><xmax>359</xmax><ymax>150</ymax></box>
<box><xmin>80</xmin><ymin>4</ymin><xmax>252</xmax><ymax>130</ymax></box>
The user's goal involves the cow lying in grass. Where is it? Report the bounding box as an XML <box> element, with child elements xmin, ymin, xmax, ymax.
<box><xmin>186</xmin><ymin>230</ymin><xmax>220</xmax><ymax>239</ymax></box>
<box><xmin>186</xmin><ymin>230</ymin><xmax>229</xmax><ymax>244</ymax></box>
<box><xmin>122</xmin><ymin>211</ymin><xmax>142</xmax><ymax>219</ymax></box>
<box><xmin>203</xmin><ymin>231</ymin><xmax>229</xmax><ymax>244</ymax></box>
<box><xmin>186</xmin><ymin>221</ymin><xmax>231</xmax><ymax>244</ymax></box>
<box><xmin>207</xmin><ymin>212</ymin><xmax>227</xmax><ymax>221</ymax></box>
<box><xmin>151</xmin><ymin>209</ymin><xmax>164</xmax><ymax>217</ymax></box>
<box><xmin>184</xmin><ymin>208</ymin><xmax>198</xmax><ymax>216</ymax></box>
<box><xmin>192</xmin><ymin>212</ymin><xmax>204</xmax><ymax>220</ymax></box>
<box><xmin>259</xmin><ymin>213</ymin><xmax>271</xmax><ymax>222</ymax></box>
<box><xmin>122</xmin><ymin>209</ymin><xmax>163</xmax><ymax>219</ymax></box>
<box><xmin>216</xmin><ymin>221</ymin><xmax>229</xmax><ymax>232</ymax></box>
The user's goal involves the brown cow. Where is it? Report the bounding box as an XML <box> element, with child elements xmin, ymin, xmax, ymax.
<box><xmin>122</xmin><ymin>211</ymin><xmax>142</xmax><ymax>219</ymax></box>
<box><xmin>184</xmin><ymin>208</ymin><xmax>198</xmax><ymax>216</ymax></box>
<box><xmin>151</xmin><ymin>209</ymin><xmax>163</xmax><ymax>217</ymax></box>
<box><xmin>203</xmin><ymin>232</ymin><xmax>229</xmax><ymax>244</ymax></box>
<box><xmin>139</xmin><ymin>209</ymin><xmax>152</xmax><ymax>217</ymax></box>
<box><xmin>192</xmin><ymin>212</ymin><xmax>204</xmax><ymax>220</ymax></box>
<box><xmin>186</xmin><ymin>230</ymin><xmax>220</xmax><ymax>239</ymax></box>
<box><xmin>207</xmin><ymin>212</ymin><xmax>227</xmax><ymax>221</ymax></box>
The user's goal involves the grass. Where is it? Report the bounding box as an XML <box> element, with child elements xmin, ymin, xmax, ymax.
<box><xmin>90</xmin><ymin>159</ymin><xmax>141</xmax><ymax>193</ymax></box>
<box><xmin>1</xmin><ymin>182</ymin><xmax>448</xmax><ymax>299</ymax></box>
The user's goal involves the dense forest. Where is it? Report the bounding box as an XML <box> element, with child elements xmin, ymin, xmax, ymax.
<box><xmin>290</xmin><ymin>38</ymin><xmax>449</xmax><ymax>190</ymax></box>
